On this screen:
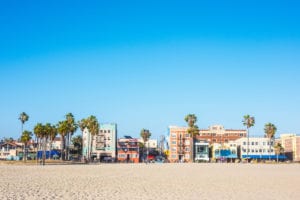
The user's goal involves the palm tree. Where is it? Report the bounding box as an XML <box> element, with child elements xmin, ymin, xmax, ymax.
<box><xmin>19</xmin><ymin>112</ymin><xmax>29</xmax><ymax>161</ymax></box>
<box><xmin>274</xmin><ymin>142</ymin><xmax>284</xmax><ymax>163</ymax></box>
<box><xmin>57</xmin><ymin>121</ymin><xmax>69</xmax><ymax>160</ymax></box>
<box><xmin>184</xmin><ymin>114</ymin><xmax>199</xmax><ymax>162</ymax></box>
<box><xmin>140</xmin><ymin>129</ymin><xmax>151</xmax><ymax>161</ymax></box>
<box><xmin>34</xmin><ymin>123</ymin><xmax>45</xmax><ymax>164</ymax></box>
<box><xmin>264</xmin><ymin>123</ymin><xmax>277</xmax><ymax>161</ymax></box>
<box><xmin>78</xmin><ymin>118</ymin><xmax>89</xmax><ymax>159</ymax></box>
<box><xmin>72</xmin><ymin>135</ymin><xmax>83</xmax><ymax>159</ymax></box>
<box><xmin>86</xmin><ymin>115</ymin><xmax>99</xmax><ymax>161</ymax></box>
<box><xmin>242</xmin><ymin>115</ymin><xmax>255</xmax><ymax>162</ymax></box>
<box><xmin>45</xmin><ymin>123</ymin><xmax>57</xmax><ymax>160</ymax></box>
<box><xmin>65</xmin><ymin>113</ymin><xmax>78</xmax><ymax>160</ymax></box>
<box><xmin>20</xmin><ymin>130</ymin><xmax>33</xmax><ymax>162</ymax></box>
<box><xmin>19</xmin><ymin>112</ymin><xmax>29</xmax><ymax>133</ymax></box>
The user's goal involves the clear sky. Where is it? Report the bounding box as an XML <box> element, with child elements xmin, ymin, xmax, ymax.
<box><xmin>0</xmin><ymin>0</ymin><xmax>299</xmax><ymax>139</ymax></box>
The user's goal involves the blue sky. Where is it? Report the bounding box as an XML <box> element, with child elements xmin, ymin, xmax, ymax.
<box><xmin>0</xmin><ymin>0</ymin><xmax>300</xmax><ymax>139</ymax></box>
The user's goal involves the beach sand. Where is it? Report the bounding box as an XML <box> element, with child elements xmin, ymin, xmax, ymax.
<box><xmin>0</xmin><ymin>163</ymin><xmax>299</xmax><ymax>200</ymax></box>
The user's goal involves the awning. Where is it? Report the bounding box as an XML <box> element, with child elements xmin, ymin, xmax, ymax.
<box><xmin>242</xmin><ymin>155</ymin><xmax>287</xmax><ymax>159</ymax></box>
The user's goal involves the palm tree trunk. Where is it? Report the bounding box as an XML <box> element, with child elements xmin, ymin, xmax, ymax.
<box><xmin>247</xmin><ymin>128</ymin><xmax>249</xmax><ymax>163</ymax></box>
<box><xmin>65</xmin><ymin>133</ymin><xmax>69</xmax><ymax>160</ymax></box>
<box><xmin>49</xmin><ymin>140</ymin><xmax>52</xmax><ymax>160</ymax></box>
<box><xmin>89</xmin><ymin>134</ymin><xmax>93</xmax><ymax>162</ymax></box>
<box><xmin>36</xmin><ymin>137</ymin><xmax>39</xmax><ymax>164</ymax></box>
<box><xmin>61</xmin><ymin>135</ymin><xmax>65</xmax><ymax>161</ymax></box>
<box><xmin>269</xmin><ymin>137</ymin><xmax>271</xmax><ymax>161</ymax></box>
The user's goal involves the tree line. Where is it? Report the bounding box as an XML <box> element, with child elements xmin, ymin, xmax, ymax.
<box><xmin>18</xmin><ymin>112</ymin><xmax>99</xmax><ymax>164</ymax></box>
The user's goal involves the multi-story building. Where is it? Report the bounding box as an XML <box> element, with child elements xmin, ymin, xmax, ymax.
<box><xmin>117</xmin><ymin>136</ymin><xmax>139</xmax><ymax>163</ymax></box>
<box><xmin>198</xmin><ymin>125</ymin><xmax>246</xmax><ymax>144</ymax></box>
<box><xmin>279</xmin><ymin>134</ymin><xmax>300</xmax><ymax>161</ymax></box>
<box><xmin>82</xmin><ymin>123</ymin><xmax>117</xmax><ymax>161</ymax></box>
<box><xmin>235</xmin><ymin>137</ymin><xmax>281</xmax><ymax>160</ymax></box>
<box><xmin>168</xmin><ymin>126</ymin><xmax>192</xmax><ymax>163</ymax></box>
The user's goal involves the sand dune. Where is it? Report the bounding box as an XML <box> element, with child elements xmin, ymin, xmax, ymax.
<box><xmin>0</xmin><ymin>163</ymin><xmax>299</xmax><ymax>200</ymax></box>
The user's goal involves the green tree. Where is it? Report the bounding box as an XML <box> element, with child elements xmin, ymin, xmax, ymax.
<box><xmin>274</xmin><ymin>142</ymin><xmax>284</xmax><ymax>163</ymax></box>
<box><xmin>242</xmin><ymin>115</ymin><xmax>255</xmax><ymax>162</ymax></box>
<box><xmin>34</xmin><ymin>123</ymin><xmax>47</xmax><ymax>164</ymax></box>
<box><xmin>19</xmin><ymin>112</ymin><xmax>29</xmax><ymax>133</ymax></box>
<box><xmin>20</xmin><ymin>130</ymin><xmax>33</xmax><ymax>162</ymax></box>
<box><xmin>65</xmin><ymin>113</ymin><xmax>78</xmax><ymax>160</ymax></box>
<box><xmin>140</xmin><ymin>129</ymin><xmax>151</xmax><ymax>161</ymax></box>
<box><xmin>57</xmin><ymin>121</ymin><xmax>69</xmax><ymax>160</ymax></box>
<box><xmin>72</xmin><ymin>135</ymin><xmax>83</xmax><ymax>158</ymax></box>
<box><xmin>86</xmin><ymin>115</ymin><xmax>100</xmax><ymax>161</ymax></box>
<box><xmin>45</xmin><ymin>123</ymin><xmax>57</xmax><ymax>160</ymax></box>
<box><xmin>78</xmin><ymin>118</ymin><xmax>89</xmax><ymax>159</ymax></box>
<box><xmin>264</xmin><ymin>123</ymin><xmax>277</xmax><ymax>161</ymax></box>
<box><xmin>184</xmin><ymin>114</ymin><xmax>199</xmax><ymax>162</ymax></box>
<box><xmin>19</xmin><ymin>112</ymin><xmax>29</xmax><ymax>161</ymax></box>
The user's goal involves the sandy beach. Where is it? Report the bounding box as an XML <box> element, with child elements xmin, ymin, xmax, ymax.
<box><xmin>0</xmin><ymin>163</ymin><xmax>299</xmax><ymax>200</ymax></box>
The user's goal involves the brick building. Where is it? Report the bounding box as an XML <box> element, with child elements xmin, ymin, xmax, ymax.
<box><xmin>168</xmin><ymin>126</ymin><xmax>192</xmax><ymax>163</ymax></box>
<box><xmin>117</xmin><ymin>136</ymin><xmax>139</xmax><ymax>163</ymax></box>
<box><xmin>280</xmin><ymin>134</ymin><xmax>300</xmax><ymax>162</ymax></box>
<box><xmin>197</xmin><ymin>125</ymin><xmax>247</xmax><ymax>144</ymax></box>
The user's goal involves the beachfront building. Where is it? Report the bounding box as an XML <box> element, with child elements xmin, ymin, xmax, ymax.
<box><xmin>279</xmin><ymin>134</ymin><xmax>300</xmax><ymax>161</ymax></box>
<box><xmin>117</xmin><ymin>136</ymin><xmax>139</xmax><ymax>163</ymax></box>
<box><xmin>211</xmin><ymin>142</ymin><xmax>238</xmax><ymax>162</ymax></box>
<box><xmin>168</xmin><ymin>126</ymin><xmax>192</xmax><ymax>163</ymax></box>
<box><xmin>82</xmin><ymin>123</ymin><xmax>117</xmax><ymax>161</ymax></box>
<box><xmin>197</xmin><ymin>125</ymin><xmax>246</xmax><ymax>144</ymax></box>
<box><xmin>194</xmin><ymin>141</ymin><xmax>209</xmax><ymax>162</ymax></box>
<box><xmin>0</xmin><ymin>142</ymin><xmax>22</xmax><ymax>160</ymax></box>
<box><xmin>235</xmin><ymin>137</ymin><xmax>282</xmax><ymax>160</ymax></box>
<box><xmin>138</xmin><ymin>138</ymin><xmax>158</xmax><ymax>150</ymax></box>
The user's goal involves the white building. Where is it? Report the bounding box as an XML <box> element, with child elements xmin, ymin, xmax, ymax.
<box><xmin>235</xmin><ymin>137</ymin><xmax>275</xmax><ymax>160</ymax></box>
<box><xmin>138</xmin><ymin>139</ymin><xmax>158</xmax><ymax>149</ymax></box>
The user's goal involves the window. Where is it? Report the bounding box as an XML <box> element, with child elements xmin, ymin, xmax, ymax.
<box><xmin>263</xmin><ymin>142</ymin><xmax>266</xmax><ymax>145</ymax></box>
<box><xmin>255</xmin><ymin>142</ymin><xmax>258</xmax><ymax>145</ymax></box>
<box><xmin>118</xmin><ymin>154</ymin><xmax>126</xmax><ymax>158</ymax></box>
<box><xmin>251</xmin><ymin>142</ymin><xmax>254</xmax><ymax>145</ymax></box>
<box><xmin>213</xmin><ymin>139</ymin><xmax>216</xmax><ymax>142</ymax></box>
<box><xmin>243</xmin><ymin>142</ymin><xmax>246</xmax><ymax>145</ymax></box>
<box><xmin>171</xmin><ymin>141</ymin><xmax>176</xmax><ymax>145</ymax></box>
<box><xmin>171</xmin><ymin>133</ymin><xmax>176</xmax><ymax>138</ymax></box>
<box><xmin>240</xmin><ymin>133</ymin><xmax>244</xmax><ymax>136</ymax></box>
<box><xmin>251</xmin><ymin>149</ymin><xmax>254</xmax><ymax>153</ymax></box>
<box><xmin>171</xmin><ymin>147</ymin><xmax>177</xmax><ymax>152</ymax></box>
<box><xmin>108</xmin><ymin>130</ymin><xmax>110</xmax><ymax>133</ymax></box>
<box><xmin>185</xmin><ymin>147</ymin><xmax>190</xmax><ymax>152</ymax></box>
<box><xmin>259</xmin><ymin>149</ymin><xmax>262</xmax><ymax>153</ymax></box>
<box><xmin>104</xmin><ymin>130</ymin><xmax>107</xmax><ymax>133</ymax></box>
<box><xmin>171</xmin><ymin>155</ymin><xmax>177</xmax><ymax>158</ymax></box>
<box><xmin>225</xmin><ymin>139</ymin><xmax>228</xmax><ymax>143</ymax></box>
<box><xmin>185</xmin><ymin>154</ymin><xmax>190</xmax><ymax>159</ymax></box>
<box><xmin>185</xmin><ymin>134</ymin><xmax>190</xmax><ymax>138</ymax></box>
